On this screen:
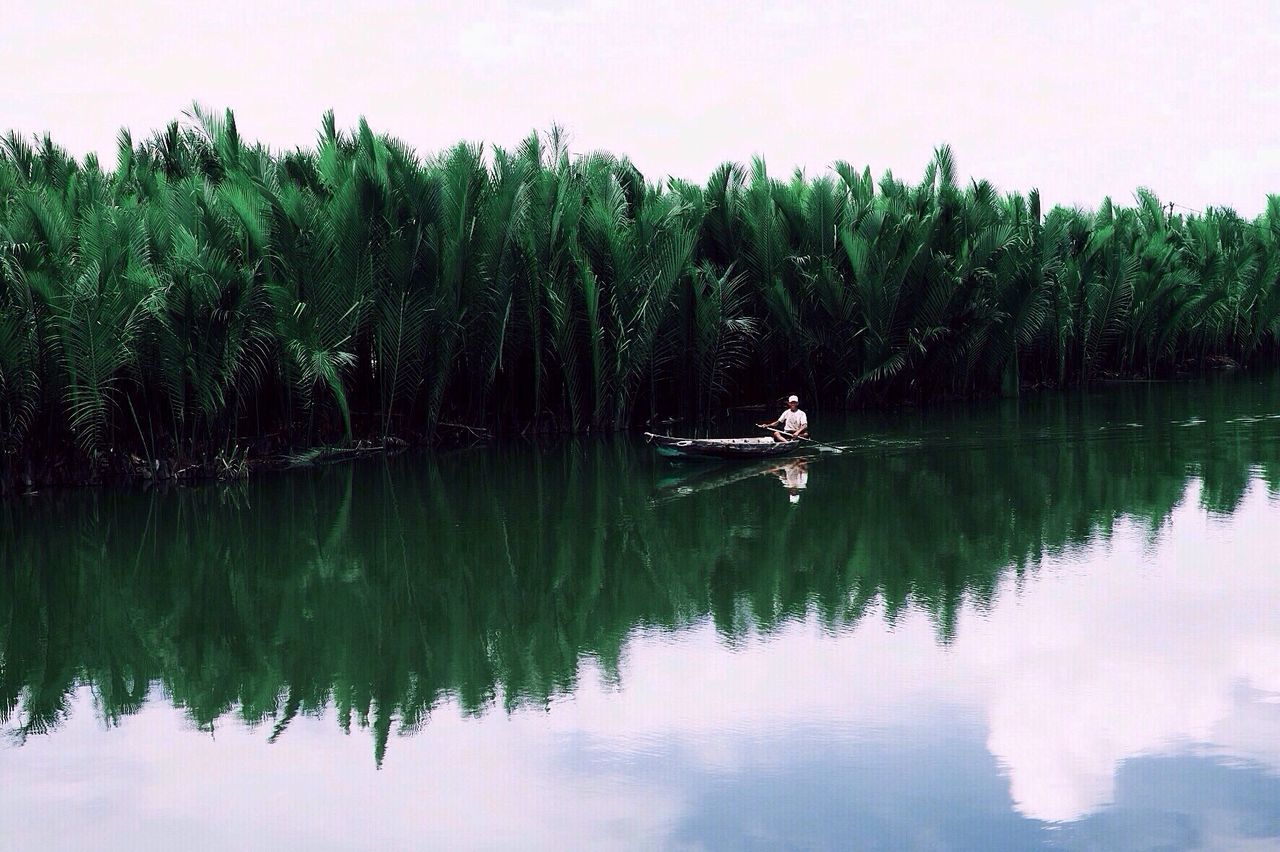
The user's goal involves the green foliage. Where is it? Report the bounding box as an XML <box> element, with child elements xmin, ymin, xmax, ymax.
<box><xmin>2</xmin><ymin>108</ymin><xmax>1279</xmax><ymax>465</ymax></box>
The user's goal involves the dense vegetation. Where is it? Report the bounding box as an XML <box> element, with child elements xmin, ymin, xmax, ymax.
<box><xmin>3</xmin><ymin>377</ymin><xmax>1276</xmax><ymax>761</ymax></box>
<box><xmin>3</xmin><ymin>107</ymin><xmax>1280</xmax><ymax>484</ymax></box>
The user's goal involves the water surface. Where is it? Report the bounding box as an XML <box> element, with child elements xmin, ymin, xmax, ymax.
<box><xmin>4</xmin><ymin>377</ymin><xmax>1280</xmax><ymax>850</ymax></box>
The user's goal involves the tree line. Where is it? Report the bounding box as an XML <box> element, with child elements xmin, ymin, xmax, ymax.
<box><xmin>2</xmin><ymin>107</ymin><xmax>1279</xmax><ymax>481</ymax></box>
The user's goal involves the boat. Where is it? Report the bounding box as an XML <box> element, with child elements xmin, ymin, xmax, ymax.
<box><xmin>644</xmin><ymin>432</ymin><xmax>802</xmax><ymax>460</ymax></box>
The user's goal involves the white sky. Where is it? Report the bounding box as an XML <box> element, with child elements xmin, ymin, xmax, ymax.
<box><xmin>4</xmin><ymin>0</ymin><xmax>1280</xmax><ymax>214</ymax></box>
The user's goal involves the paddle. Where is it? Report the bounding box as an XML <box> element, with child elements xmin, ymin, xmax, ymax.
<box><xmin>756</xmin><ymin>424</ymin><xmax>844</xmax><ymax>454</ymax></box>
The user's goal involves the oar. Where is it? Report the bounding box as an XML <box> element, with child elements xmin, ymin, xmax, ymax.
<box><xmin>756</xmin><ymin>424</ymin><xmax>844</xmax><ymax>454</ymax></box>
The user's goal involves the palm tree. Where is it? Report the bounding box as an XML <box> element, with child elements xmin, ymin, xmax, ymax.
<box><xmin>4</xmin><ymin>107</ymin><xmax>1280</xmax><ymax>482</ymax></box>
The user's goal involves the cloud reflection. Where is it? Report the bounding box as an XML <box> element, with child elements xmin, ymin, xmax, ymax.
<box><xmin>976</xmin><ymin>480</ymin><xmax>1280</xmax><ymax>822</ymax></box>
<box><xmin>542</xmin><ymin>477</ymin><xmax>1280</xmax><ymax>830</ymax></box>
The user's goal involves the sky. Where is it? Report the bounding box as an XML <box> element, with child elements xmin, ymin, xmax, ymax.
<box><xmin>4</xmin><ymin>0</ymin><xmax>1280</xmax><ymax>214</ymax></box>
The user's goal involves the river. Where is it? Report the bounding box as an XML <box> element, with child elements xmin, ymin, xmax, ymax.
<box><xmin>3</xmin><ymin>376</ymin><xmax>1280</xmax><ymax>850</ymax></box>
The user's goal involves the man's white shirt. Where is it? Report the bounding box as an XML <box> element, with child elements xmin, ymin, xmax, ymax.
<box><xmin>777</xmin><ymin>409</ymin><xmax>807</xmax><ymax>434</ymax></box>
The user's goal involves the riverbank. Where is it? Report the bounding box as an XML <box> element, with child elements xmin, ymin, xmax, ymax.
<box><xmin>0</xmin><ymin>430</ymin><xmax>480</xmax><ymax>495</ymax></box>
<box><xmin>2</xmin><ymin>362</ymin><xmax>1255</xmax><ymax>496</ymax></box>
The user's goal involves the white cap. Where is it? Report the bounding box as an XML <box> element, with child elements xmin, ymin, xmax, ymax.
<box><xmin>787</xmin><ymin>395</ymin><xmax>799</xmax><ymax>403</ymax></box>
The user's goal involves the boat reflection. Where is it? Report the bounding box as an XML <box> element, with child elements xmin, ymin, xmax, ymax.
<box><xmin>651</xmin><ymin>454</ymin><xmax>817</xmax><ymax>505</ymax></box>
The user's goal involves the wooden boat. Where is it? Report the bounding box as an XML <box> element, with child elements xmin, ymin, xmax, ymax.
<box><xmin>644</xmin><ymin>432</ymin><xmax>800</xmax><ymax>460</ymax></box>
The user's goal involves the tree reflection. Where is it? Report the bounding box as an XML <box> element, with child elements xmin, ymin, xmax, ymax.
<box><xmin>3</xmin><ymin>376</ymin><xmax>1279</xmax><ymax>763</ymax></box>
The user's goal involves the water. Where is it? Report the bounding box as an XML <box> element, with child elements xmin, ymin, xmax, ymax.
<box><xmin>3</xmin><ymin>376</ymin><xmax>1280</xmax><ymax>851</ymax></box>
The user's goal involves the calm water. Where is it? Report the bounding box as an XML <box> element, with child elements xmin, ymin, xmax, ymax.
<box><xmin>4</xmin><ymin>377</ymin><xmax>1280</xmax><ymax>851</ymax></box>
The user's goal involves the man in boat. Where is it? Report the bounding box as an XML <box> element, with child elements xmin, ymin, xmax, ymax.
<box><xmin>759</xmin><ymin>395</ymin><xmax>808</xmax><ymax>442</ymax></box>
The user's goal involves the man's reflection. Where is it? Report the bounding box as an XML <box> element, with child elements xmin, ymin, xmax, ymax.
<box><xmin>770</xmin><ymin>459</ymin><xmax>809</xmax><ymax>504</ymax></box>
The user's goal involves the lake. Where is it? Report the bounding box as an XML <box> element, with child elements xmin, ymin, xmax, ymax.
<box><xmin>3</xmin><ymin>376</ymin><xmax>1280</xmax><ymax>850</ymax></box>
